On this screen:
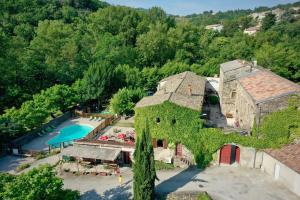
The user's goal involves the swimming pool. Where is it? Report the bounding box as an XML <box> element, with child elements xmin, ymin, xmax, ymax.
<box><xmin>48</xmin><ymin>124</ymin><xmax>93</xmax><ymax>146</ymax></box>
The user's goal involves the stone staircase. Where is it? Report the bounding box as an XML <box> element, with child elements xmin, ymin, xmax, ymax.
<box><xmin>173</xmin><ymin>156</ymin><xmax>192</xmax><ymax>168</ymax></box>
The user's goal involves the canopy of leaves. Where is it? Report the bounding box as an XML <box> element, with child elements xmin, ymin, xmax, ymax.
<box><xmin>1</xmin><ymin>1</ymin><xmax>300</xmax><ymax>142</ymax></box>
<box><xmin>109</xmin><ymin>88</ymin><xmax>145</xmax><ymax>116</ymax></box>
<box><xmin>0</xmin><ymin>165</ymin><xmax>80</xmax><ymax>200</ymax></box>
<box><xmin>0</xmin><ymin>84</ymin><xmax>78</xmax><ymax>138</ymax></box>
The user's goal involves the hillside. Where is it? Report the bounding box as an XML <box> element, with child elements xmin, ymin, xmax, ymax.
<box><xmin>0</xmin><ymin>0</ymin><xmax>300</xmax><ymax>141</ymax></box>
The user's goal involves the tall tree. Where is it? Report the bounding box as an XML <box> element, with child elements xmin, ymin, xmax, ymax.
<box><xmin>82</xmin><ymin>62</ymin><xmax>113</xmax><ymax>111</ymax></box>
<box><xmin>133</xmin><ymin>119</ymin><xmax>157</xmax><ymax>200</ymax></box>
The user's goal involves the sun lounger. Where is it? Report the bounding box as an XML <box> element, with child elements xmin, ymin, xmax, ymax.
<box><xmin>49</xmin><ymin>125</ymin><xmax>56</xmax><ymax>129</ymax></box>
<box><xmin>37</xmin><ymin>132</ymin><xmax>43</xmax><ymax>137</ymax></box>
<box><xmin>97</xmin><ymin>117</ymin><xmax>102</xmax><ymax>121</ymax></box>
<box><xmin>45</xmin><ymin>127</ymin><xmax>53</xmax><ymax>132</ymax></box>
<box><xmin>89</xmin><ymin>116</ymin><xmax>93</xmax><ymax>121</ymax></box>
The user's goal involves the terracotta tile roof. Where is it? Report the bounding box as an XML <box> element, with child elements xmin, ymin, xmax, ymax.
<box><xmin>238</xmin><ymin>70</ymin><xmax>300</xmax><ymax>102</ymax></box>
<box><xmin>264</xmin><ymin>144</ymin><xmax>300</xmax><ymax>174</ymax></box>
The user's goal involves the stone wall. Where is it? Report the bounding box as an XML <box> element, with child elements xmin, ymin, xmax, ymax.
<box><xmin>182</xmin><ymin>145</ymin><xmax>195</xmax><ymax>164</ymax></box>
<box><xmin>240</xmin><ymin>146</ymin><xmax>263</xmax><ymax>168</ymax></box>
<box><xmin>258</xmin><ymin>94</ymin><xmax>299</xmax><ymax>118</ymax></box>
<box><xmin>219</xmin><ymin>66</ymin><xmax>252</xmax><ymax>117</ymax></box>
<box><xmin>235</xmin><ymin>82</ymin><xmax>256</xmax><ymax>130</ymax></box>
<box><xmin>261</xmin><ymin>152</ymin><xmax>300</xmax><ymax>196</ymax></box>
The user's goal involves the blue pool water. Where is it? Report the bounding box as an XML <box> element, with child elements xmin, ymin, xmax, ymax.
<box><xmin>48</xmin><ymin>124</ymin><xmax>93</xmax><ymax>146</ymax></box>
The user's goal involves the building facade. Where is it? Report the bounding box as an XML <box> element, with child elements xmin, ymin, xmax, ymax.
<box><xmin>219</xmin><ymin>60</ymin><xmax>300</xmax><ymax>130</ymax></box>
<box><xmin>135</xmin><ymin>71</ymin><xmax>206</xmax><ymax>164</ymax></box>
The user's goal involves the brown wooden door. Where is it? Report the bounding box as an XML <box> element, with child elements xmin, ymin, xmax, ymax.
<box><xmin>220</xmin><ymin>145</ymin><xmax>232</xmax><ymax>164</ymax></box>
<box><xmin>176</xmin><ymin>143</ymin><xmax>182</xmax><ymax>156</ymax></box>
<box><xmin>123</xmin><ymin>152</ymin><xmax>131</xmax><ymax>164</ymax></box>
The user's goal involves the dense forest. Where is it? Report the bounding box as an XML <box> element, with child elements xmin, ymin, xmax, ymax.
<box><xmin>0</xmin><ymin>0</ymin><xmax>300</xmax><ymax>141</ymax></box>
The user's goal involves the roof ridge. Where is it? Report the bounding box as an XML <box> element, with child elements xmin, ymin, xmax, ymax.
<box><xmin>174</xmin><ymin>72</ymin><xmax>188</xmax><ymax>94</ymax></box>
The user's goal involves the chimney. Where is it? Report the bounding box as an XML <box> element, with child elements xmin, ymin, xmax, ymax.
<box><xmin>188</xmin><ymin>84</ymin><xmax>192</xmax><ymax>96</ymax></box>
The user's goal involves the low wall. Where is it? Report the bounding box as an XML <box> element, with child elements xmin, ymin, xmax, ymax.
<box><xmin>84</xmin><ymin>117</ymin><xmax>113</xmax><ymax>140</ymax></box>
<box><xmin>261</xmin><ymin>152</ymin><xmax>300</xmax><ymax>197</ymax></box>
<box><xmin>240</xmin><ymin>146</ymin><xmax>263</xmax><ymax>168</ymax></box>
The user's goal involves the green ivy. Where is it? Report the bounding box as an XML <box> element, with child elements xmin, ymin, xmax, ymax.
<box><xmin>135</xmin><ymin>102</ymin><xmax>299</xmax><ymax>168</ymax></box>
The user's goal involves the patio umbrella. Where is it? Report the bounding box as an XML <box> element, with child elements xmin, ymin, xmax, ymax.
<box><xmin>99</xmin><ymin>135</ymin><xmax>108</xmax><ymax>141</ymax></box>
<box><xmin>117</xmin><ymin>133</ymin><xmax>126</xmax><ymax>139</ymax></box>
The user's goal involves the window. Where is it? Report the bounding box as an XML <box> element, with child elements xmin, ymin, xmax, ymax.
<box><xmin>171</xmin><ymin>119</ymin><xmax>176</xmax><ymax>125</ymax></box>
<box><xmin>156</xmin><ymin>117</ymin><xmax>160</xmax><ymax>123</ymax></box>
<box><xmin>231</xmin><ymin>90</ymin><xmax>236</xmax><ymax>98</ymax></box>
<box><xmin>157</xmin><ymin>139</ymin><xmax>163</xmax><ymax>147</ymax></box>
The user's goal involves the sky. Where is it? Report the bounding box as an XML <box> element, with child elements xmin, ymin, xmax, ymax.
<box><xmin>104</xmin><ymin>0</ymin><xmax>299</xmax><ymax>16</ymax></box>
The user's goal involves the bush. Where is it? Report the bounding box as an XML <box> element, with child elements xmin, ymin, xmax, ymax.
<box><xmin>197</xmin><ymin>192</ymin><xmax>212</xmax><ymax>200</ymax></box>
<box><xmin>155</xmin><ymin>161</ymin><xmax>175</xmax><ymax>170</ymax></box>
<box><xmin>16</xmin><ymin>163</ymin><xmax>31</xmax><ymax>172</ymax></box>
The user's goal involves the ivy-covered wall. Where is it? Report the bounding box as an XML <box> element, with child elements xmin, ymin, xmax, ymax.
<box><xmin>135</xmin><ymin>101</ymin><xmax>203</xmax><ymax>142</ymax></box>
<box><xmin>135</xmin><ymin>101</ymin><xmax>300</xmax><ymax>168</ymax></box>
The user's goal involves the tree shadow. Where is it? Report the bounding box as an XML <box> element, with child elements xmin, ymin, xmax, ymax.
<box><xmin>0</xmin><ymin>155</ymin><xmax>33</xmax><ymax>172</ymax></box>
<box><xmin>155</xmin><ymin>167</ymin><xmax>206</xmax><ymax>198</ymax></box>
<box><xmin>81</xmin><ymin>189</ymin><xmax>101</xmax><ymax>200</ymax></box>
<box><xmin>100</xmin><ymin>180</ymin><xmax>132</xmax><ymax>200</ymax></box>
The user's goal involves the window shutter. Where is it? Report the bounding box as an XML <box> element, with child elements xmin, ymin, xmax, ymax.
<box><xmin>152</xmin><ymin>138</ymin><xmax>157</xmax><ymax>148</ymax></box>
<box><xmin>163</xmin><ymin>139</ymin><xmax>168</xmax><ymax>149</ymax></box>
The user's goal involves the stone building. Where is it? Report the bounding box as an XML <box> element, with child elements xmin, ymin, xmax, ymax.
<box><xmin>219</xmin><ymin>59</ymin><xmax>300</xmax><ymax>130</ymax></box>
<box><xmin>205</xmin><ymin>24</ymin><xmax>223</xmax><ymax>32</ymax></box>
<box><xmin>135</xmin><ymin>71</ymin><xmax>206</xmax><ymax>165</ymax></box>
<box><xmin>219</xmin><ymin>59</ymin><xmax>253</xmax><ymax>118</ymax></box>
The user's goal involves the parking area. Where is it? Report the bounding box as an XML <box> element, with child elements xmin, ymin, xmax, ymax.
<box><xmin>62</xmin><ymin>166</ymin><xmax>299</xmax><ymax>200</ymax></box>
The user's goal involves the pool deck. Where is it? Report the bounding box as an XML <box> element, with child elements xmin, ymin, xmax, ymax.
<box><xmin>22</xmin><ymin>117</ymin><xmax>103</xmax><ymax>152</ymax></box>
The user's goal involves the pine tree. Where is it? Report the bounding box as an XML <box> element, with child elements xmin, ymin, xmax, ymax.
<box><xmin>133</xmin><ymin>119</ymin><xmax>157</xmax><ymax>200</ymax></box>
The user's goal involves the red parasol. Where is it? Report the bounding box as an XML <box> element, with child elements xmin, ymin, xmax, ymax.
<box><xmin>117</xmin><ymin>133</ymin><xmax>126</xmax><ymax>139</ymax></box>
<box><xmin>99</xmin><ymin>135</ymin><xmax>108</xmax><ymax>141</ymax></box>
